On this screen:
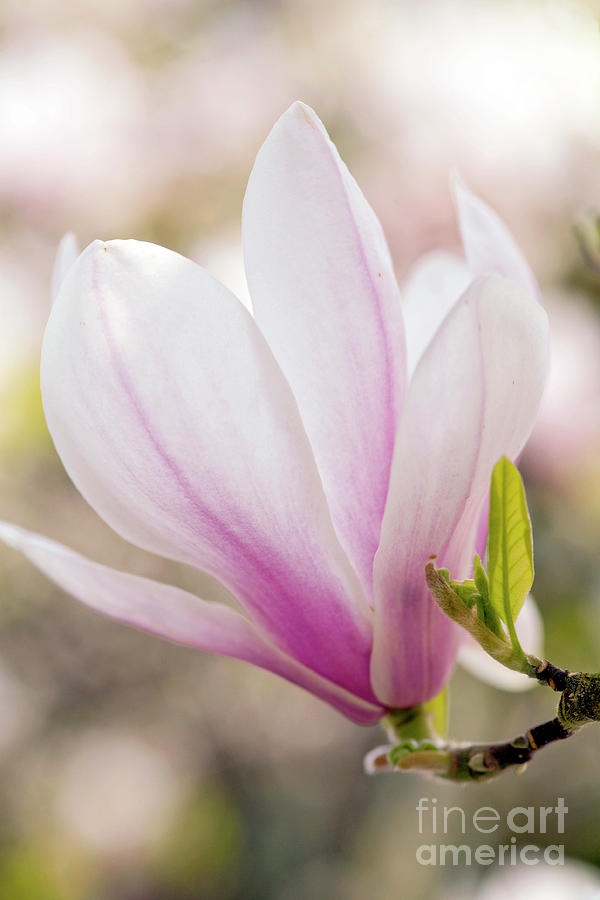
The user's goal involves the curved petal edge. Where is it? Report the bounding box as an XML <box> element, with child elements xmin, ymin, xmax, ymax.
<box><xmin>0</xmin><ymin>521</ymin><xmax>384</xmax><ymax>725</ymax></box>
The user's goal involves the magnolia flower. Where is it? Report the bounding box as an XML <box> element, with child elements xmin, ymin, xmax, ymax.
<box><xmin>523</xmin><ymin>290</ymin><xmax>600</xmax><ymax>492</ymax></box>
<box><xmin>0</xmin><ymin>103</ymin><xmax>548</xmax><ymax>724</ymax></box>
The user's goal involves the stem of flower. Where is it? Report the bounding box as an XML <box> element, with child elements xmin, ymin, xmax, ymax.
<box><xmin>365</xmin><ymin>717</ymin><xmax>575</xmax><ymax>781</ymax></box>
<box><xmin>383</xmin><ymin>705</ymin><xmax>441</xmax><ymax>744</ymax></box>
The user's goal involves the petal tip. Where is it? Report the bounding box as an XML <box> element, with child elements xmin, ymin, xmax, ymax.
<box><xmin>78</xmin><ymin>238</ymin><xmax>109</xmax><ymax>266</ymax></box>
<box><xmin>281</xmin><ymin>100</ymin><xmax>324</xmax><ymax>135</ymax></box>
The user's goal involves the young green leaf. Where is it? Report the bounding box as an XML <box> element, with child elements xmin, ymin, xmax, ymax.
<box><xmin>425</xmin><ymin>563</ymin><xmax>532</xmax><ymax>675</ymax></box>
<box><xmin>487</xmin><ymin>457</ymin><xmax>534</xmax><ymax>655</ymax></box>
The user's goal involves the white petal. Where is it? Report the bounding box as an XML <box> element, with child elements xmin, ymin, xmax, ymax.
<box><xmin>402</xmin><ymin>250</ymin><xmax>471</xmax><ymax>378</ymax></box>
<box><xmin>243</xmin><ymin>101</ymin><xmax>406</xmax><ymax>596</ymax></box>
<box><xmin>453</xmin><ymin>174</ymin><xmax>540</xmax><ymax>301</ymax></box>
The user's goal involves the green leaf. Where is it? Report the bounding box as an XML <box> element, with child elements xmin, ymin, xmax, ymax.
<box><xmin>488</xmin><ymin>457</ymin><xmax>534</xmax><ymax>655</ymax></box>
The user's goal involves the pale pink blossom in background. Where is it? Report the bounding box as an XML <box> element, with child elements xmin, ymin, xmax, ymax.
<box><xmin>55</xmin><ymin>731</ymin><xmax>180</xmax><ymax>854</ymax></box>
<box><xmin>150</xmin><ymin>29</ymin><xmax>299</xmax><ymax>180</ymax></box>
<box><xmin>347</xmin><ymin>0</ymin><xmax>600</xmax><ymax>273</ymax></box>
<box><xmin>0</xmin><ymin>103</ymin><xmax>548</xmax><ymax>721</ymax></box>
<box><xmin>523</xmin><ymin>291</ymin><xmax>600</xmax><ymax>492</ymax></box>
<box><xmin>0</xmin><ymin>31</ymin><xmax>150</xmax><ymax>233</ymax></box>
<box><xmin>447</xmin><ymin>860</ymin><xmax>600</xmax><ymax>900</ymax></box>
<box><xmin>0</xmin><ymin>244</ymin><xmax>47</xmax><ymax>389</ymax></box>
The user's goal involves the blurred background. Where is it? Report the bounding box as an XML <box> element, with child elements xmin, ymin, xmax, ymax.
<box><xmin>1</xmin><ymin>0</ymin><xmax>600</xmax><ymax>897</ymax></box>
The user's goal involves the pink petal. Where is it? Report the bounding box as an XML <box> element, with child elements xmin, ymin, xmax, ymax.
<box><xmin>243</xmin><ymin>101</ymin><xmax>406</xmax><ymax>597</ymax></box>
<box><xmin>371</xmin><ymin>275</ymin><xmax>549</xmax><ymax>708</ymax></box>
<box><xmin>41</xmin><ymin>239</ymin><xmax>375</xmax><ymax>702</ymax></box>
<box><xmin>453</xmin><ymin>174</ymin><xmax>541</xmax><ymax>302</ymax></box>
<box><xmin>402</xmin><ymin>250</ymin><xmax>471</xmax><ymax>377</ymax></box>
<box><xmin>0</xmin><ymin>522</ymin><xmax>383</xmax><ymax>725</ymax></box>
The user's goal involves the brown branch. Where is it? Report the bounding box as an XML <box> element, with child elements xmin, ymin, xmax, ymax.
<box><xmin>444</xmin><ymin>717</ymin><xmax>573</xmax><ymax>782</ymax></box>
<box><xmin>366</xmin><ymin>718</ymin><xmax>574</xmax><ymax>782</ymax></box>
